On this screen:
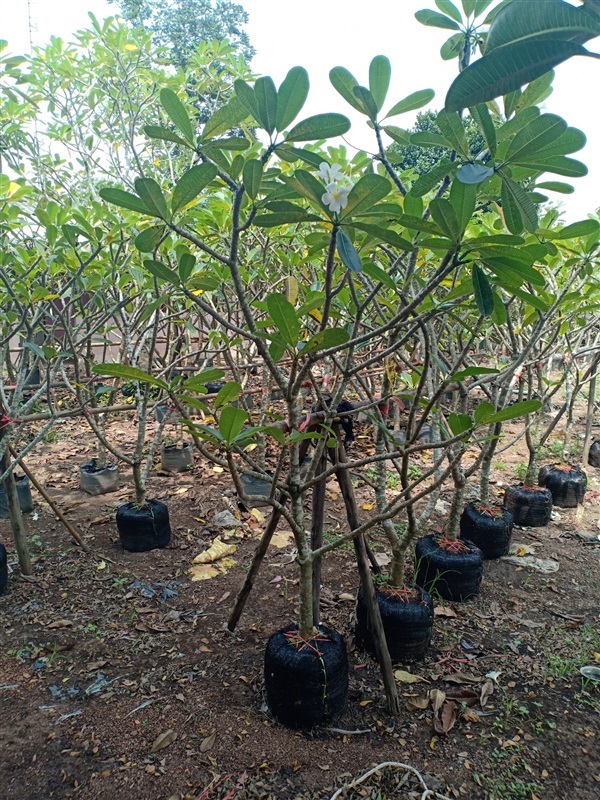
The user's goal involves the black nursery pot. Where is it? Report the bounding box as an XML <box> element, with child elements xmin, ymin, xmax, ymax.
<box><xmin>588</xmin><ymin>441</ymin><xmax>600</xmax><ymax>468</ymax></box>
<box><xmin>0</xmin><ymin>543</ymin><xmax>8</xmax><ymax>594</ymax></box>
<box><xmin>503</xmin><ymin>484</ymin><xmax>552</xmax><ymax>527</ymax></box>
<box><xmin>264</xmin><ymin>624</ymin><xmax>348</xmax><ymax>729</ymax></box>
<box><xmin>116</xmin><ymin>499</ymin><xmax>171</xmax><ymax>552</ymax></box>
<box><xmin>459</xmin><ymin>501</ymin><xmax>513</xmax><ymax>559</ymax></box>
<box><xmin>355</xmin><ymin>584</ymin><xmax>434</xmax><ymax>662</ymax></box>
<box><xmin>79</xmin><ymin>459</ymin><xmax>119</xmax><ymax>496</ymax></box>
<box><xmin>0</xmin><ymin>475</ymin><xmax>34</xmax><ymax>519</ymax></box>
<box><xmin>538</xmin><ymin>464</ymin><xmax>587</xmax><ymax>508</ymax></box>
<box><xmin>415</xmin><ymin>534</ymin><xmax>483</xmax><ymax>602</ymax></box>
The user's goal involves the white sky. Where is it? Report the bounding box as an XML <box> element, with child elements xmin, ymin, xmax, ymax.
<box><xmin>5</xmin><ymin>0</ymin><xmax>600</xmax><ymax>221</ymax></box>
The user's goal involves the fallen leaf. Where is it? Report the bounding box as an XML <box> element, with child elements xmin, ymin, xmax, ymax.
<box><xmin>429</xmin><ymin>688</ymin><xmax>446</xmax><ymax>713</ymax></box>
<box><xmin>213</xmin><ymin>466</ymin><xmax>224</xmax><ymax>473</ymax></box>
<box><xmin>168</xmin><ymin>487</ymin><xmax>189</xmax><ymax>496</ymax></box>
<box><xmin>394</xmin><ymin>669</ymin><xmax>429</xmax><ymax>684</ymax></box>
<box><xmin>150</xmin><ymin>729</ymin><xmax>177</xmax><ymax>754</ymax></box>
<box><xmin>250</xmin><ymin>508</ymin><xmax>266</xmax><ymax>523</ymax></box>
<box><xmin>405</xmin><ymin>695</ymin><xmax>430</xmax><ymax>712</ymax></box>
<box><xmin>338</xmin><ymin>592</ymin><xmax>355</xmax><ymax>602</ymax></box>
<box><xmin>480</xmin><ymin>680</ymin><xmax>494</xmax><ymax>707</ymax></box>
<box><xmin>271</xmin><ymin>531</ymin><xmax>294</xmax><ymax>549</ymax></box>
<box><xmin>445</xmin><ymin>672</ymin><xmax>481</xmax><ymax>685</ymax></box>
<box><xmin>86</xmin><ymin>660</ymin><xmax>108</xmax><ymax>671</ymax></box>
<box><xmin>200</xmin><ymin>731</ymin><xmax>217</xmax><ymax>752</ymax></box>
<box><xmin>445</xmin><ymin>687</ymin><xmax>480</xmax><ymax>706</ymax></box>
<box><xmin>47</xmin><ymin>619</ymin><xmax>73</xmax><ymax>629</ymax></box>
<box><xmin>462</xmin><ymin>707</ymin><xmax>481</xmax><ymax>724</ymax></box>
<box><xmin>434</xmin><ymin>605</ymin><xmax>457</xmax><ymax>618</ymax></box>
<box><xmin>189</xmin><ymin>564</ymin><xmax>219</xmax><ymax>582</ymax></box>
<box><xmin>362</xmin><ymin>502</ymin><xmax>375</xmax><ymax>511</ymax></box>
<box><xmin>96</xmin><ymin>560</ymin><xmax>107</xmax><ymax>570</ymax></box>
<box><xmin>193</xmin><ymin>538</ymin><xmax>236</xmax><ymax>563</ymax></box>
<box><xmin>433</xmin><ymin>700</ymin><xmax>457</xmax><ymax>735</ymax></box>
<box><xmin>374</xmin><ymin>552</ymin><xmax>391</xmax><ymax>567</ymax></box>
<box><xmin>359</xmin><ymin>699</ymin><xmax>374</xmax><ymax>706</ymax></box>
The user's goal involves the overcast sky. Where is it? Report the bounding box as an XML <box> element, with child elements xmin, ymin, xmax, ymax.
<box><xmin>6</xmin><ymin>0</ymin><xmax>600</xmax><ymax>221</ymax></box>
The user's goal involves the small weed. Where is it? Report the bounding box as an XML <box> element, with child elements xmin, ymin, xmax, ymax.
<box><xmin>407</xmin><ymin>464</ymin><xmax>423</xmax><ymax>481</ymax></box>
<box><xmin>512</xmin><ymin>461</ymin><xmax>528</xmax><ymax>481</ymax></box>
<box><xmin>475</xmin><ymin>750</ymin><xmax>542</xmax><ymax>800</ymax></box>
<box><xmin>44</xmin><ymin>429</ymin><xmax>61</xmax><ymax>443</ymax></box>
<box><xmin>494</xmin><ymin>458</ymin><xmax>508</xmax><ymax>471</ymax></box>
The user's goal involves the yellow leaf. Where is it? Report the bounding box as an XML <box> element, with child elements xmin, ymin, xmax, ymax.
<box><xmin>213</xmin><ymin>466</ymin><xmax>224</xmax><ymax>473</ymax></box>
<box><xmin>271</xmin><ymin>530</ymin><xmax>294</xmax><ymax>549</ymax></box>
<box><xmin>594</xmin><ymin>653</ymin><xmax>600</xmax><ymax>664</ymax></box>
<box><xmin>430</xmin><ymin>736</ymin><xmax>439</xmax><ymax>749</ymax></box>
<box><xmin>309</xmin><ymin>308</ymin><xmax>323</xmax><ymax>323</ymax></box>
<box><xmin>193</xmin><ymin>537</ymin><xmax>236</xmax><ymax>563</ymax></box>
<box><xmin>96</xmin><ymin>560</ymin><xmax>107</xmax><ymax>570</ymax></box>
<box><xmin>244</xmin><ymin>443</ymin><xmax>258</xmax><ymax>452</ymax></box>
<box><xmin>284</xmin><ymin>275</ymin><xmax>299</xmax><ymax>305</ymax></box>
<box><xmin>394</xmin><ymin>669</ymin><xmax>429</xmax><ymax>684</ymax></box>
<box><xmin>250</xmin><ymin>508</ymin><xmax>265</xmax><ymax>524</ymax></box>
<box><xmin>359</xmin><ymin>699</ymin><xmax>373</xmax><ymax>706</ymax></box>
<box><xmin>124</xmin><ymin>43</ymin><xmax>138</xmax><ymax>51</ymax></box>
<box><xmin>362</xmin><ymin>502</ymin><xmax>375</xmax><ymax>511</ymax></box>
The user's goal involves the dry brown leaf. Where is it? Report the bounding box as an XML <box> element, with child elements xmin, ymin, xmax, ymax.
<box><xmin>86</xmin><ymin>660</ymin><xmax>108</xmax><ymax>671</ymax></box>
<box><xmin>445</xmin><ymin>672</ymin><xmax>481</xmax><ymax>685</ymax></box>
<box><xmin>462</xmin><ymin>707</ymin><xmax>482</xmax><ymax>724</ymax></box>
<box><xmin>480</xmin><ymin>679</ymin><xmax>494</xmax><ymax>708</ymax></box>
<box><xmin>47</xmin><ymin>619</ymin><xmax>73</xmax><ymax>629</ymax></box>
<box><xmin>433</xmin><ymin>700</ymin><xmax>457</xmax><ymax>735</ymax></box>
<box><xmin>434</xmin><ymin>606</ymin><xmax>457</xmax><ymax>618</ymax></box>
<box><xmin>405</xmin><ymin>695</ymin><xmax>430</xmax><ymax>712</ymax></box>
<box><xmin>394</xmin><ymin>669</ymin><xmax>429</xmax><ymax>684</ymax></box>
<box><xmin>200</xmin><ymin>730</ymin><xmax>216</xmax><ymax>752</ymax></box>
<box><xmin>150</xmin><ymin>729</ymin><xmax>177</xmax><ymax>754</ymax></box>
<box><xmin>271</xmin><ymin>531</ymin><xmax>294</xmax><ymax>549</ymax></box>
<box><xmin>445</xmin><ymin>687</ymin><xmax>480</xmax><ymax>706</ymax></box>
<box><xmin>429</xmin><ymin>688</ymin><xmax>446</xmax><ymax>713</ymax></box>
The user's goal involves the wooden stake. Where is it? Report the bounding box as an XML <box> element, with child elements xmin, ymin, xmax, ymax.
<box><xmin>311</xmin><ymin>449</ymin><xmax>328</xmax><ymax>626</ymax></box>
<box><xmin>0</xmin><ymin>431</ymin><xmax>32</xmax><ymax>575</ymax></box>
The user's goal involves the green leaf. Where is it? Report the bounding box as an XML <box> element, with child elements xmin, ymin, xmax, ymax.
<box><xmin>445</xmin><ymin>40</ymin><xmax>591</xmax><ymax>112</ymax></box>
<box><xmin>473</xmin><ymin>400</ymin><xmax>495</xmax><ymax>424</ymax></box>
<box><xmin>449</xmin><ymin>179</ymin><xmax>476</xmax><ymax>234</ymax></box>
<box><xmin>92</xmin><ymin>363</ymin><xmax>168</xmax><ymax>390</ymax></box>
<box><xmin>144</xmin><ymin>125</ymin><xmax>193</xmax><ymax>148</ymax></box>
<box><xmin>243</xmin><ymin>159</ymin><xmax>263</xmax><ymax>200</ymax></box>
<box><xmin>276</xmin><ymin>66</ymin><xmax>309</xmax><ymax>130</ymax></box>
<box><xmin>415</xmin><ymin>9</ymin><xmax>461</xmax><ymax>30</ymax></box>
<box><xmin>263</xmin><ymin>426</ymin><xmax>286</xmax><ymax>445</ymax></box>
<box><xmin>430</xmin><ymin>198</ymin><xmax>461</xmax><ymax>242</ymax></box>
<box><xmin>398</xmin><ymin>215</ymin><xmax>442</xmax><ymax>235</ymax></box>
<box><xmin>218</xmin><ymin>405</ymin><xmax>248</xmax><ymax>443</ymax></box>
<box><xmin>517</xmin><ymin>69</ymin><xmax>555</xmax><ymax>111</ymax></box>
<box><xmin>456</xmin><ymin>163</ymin><xmax>494</xmax><ymax>184</ymax></box>
<box><xmin>135</xmin><ymin>225</ymin><xmax>165</xmax><ymax>252</ymax></box>
<box><xmin>436</xmin><ymin>0</ymin><xmax>463</xmax><ymax>23</ymax></box>
<box><xmin>441</xmin><ymin>32</ymin><xmax>466</xmax><ymax>60</ymax></box>
<box><xmin>254</xmin><ymin>76</ymin><xmax>278</xmax><ymax>134</ymax></box>
<box><xmin>215</xmin><ymin>381</ymin><xmax>242</xmax><ymax>409</ymax></box>
<box><xmin>453</xmin><ymin>367</ymin><xmax>499</xmax><ymax>382</ymax></box>
<box><xmin>472</xmin><ymin>264</ymin><xmax>494</xmax><ymax>315</ymax></box>
<box><xmin>285</xmin><ymin>113</ymin><xmax>351</xmax><ymax>142</ymax></box>
<box><xmin>506</xmin><ymin>113</ymin><xmax>567</xmax><ymax>162</ymax></box>
<box><xmin>341</xmin><ymin>173</ymin><xmax>391</xmax><ymax>219</ymax></box>
<box><xmin>203</xmin><ymin>95</ymin><xmax>250</xmax><ymax>139</ymax></box>
<box><xmin>369</xmin><ymin>55</ymin><xmax>391</xmax><ymax>112</ymax></box>
<box><xmin>329</xmin><ymin>66</ymin><xmax>365</xmax><ymax>113</ymax></box>
<box><xmin>437</xmin><ymin>110</ymin><xmax>470</xmax><ymax>158</ymax></box>
<box><xmin>383</xmin><ymin>126</ymin><xmax>412</xmax><ymax>146</ymax></box>
<box><xmin>267</xmin><ymin>292</ymin><xmax>300</xmax><ymax>346</ymax></box>
<box><xmin>410</xmin><ymin>159</ymin><xmax>458</xmax><ymax>197</ymax></box>
<box><xmin>303</xmin><ymin>328</ymin><xmax>350</xmax><ymax>354</ymax></box>
<box><xmin>515</xmin><ymin>155</ymin><xmax>587</xmax><ymax>178</ymax></box>
<box><xmin>350</xmin><ymin>222</ymin><xmax>414</xmax><ymax>252</ymax></box>
<box><xmin>178</xmin><ymin>252</ymin><xmax>195</xmax><ymax>282</ymax></box>
<box><xmin>486</xmin><ymin>399</ymin><xmax>542</xmax><ymax>423</ymax></box>
<box><xmin>253</xmin><ymin>211</ymin><xmax>314</xmax><ymax>227</ymax></box>
<box><xmin>448</xmin><ymin>412</ymin><xmax>473</xmax><ymax>436</ymax></box>
<box><xmin>234</xmin><ymin>79</ymin><xmax>261</xmax><ymax>125</ymax></box>
<box><xmin>385</xmin><ymin>89</ymin><xmax>435</xmax><ymax>118</ymax></box>
<box><xmin>553</xmin><ymin>219</ymin><xmax>600</xmax><ymax>240</ymax></box>
<box><xmin>337</xmin><ymin>229</ymin><xmax>363</xmax><ymax>273</ymax></box>
<box><xmin>143</xmin><ymin>258</ymin><xmax>180</xmax><ymax>286</ymax></box>
<box><xmin>99</xmin><ymin>187</ymin><xmax>149</xmax><ymax>215</ymax></box>
<box><xmin>501</xmin><ymin>177</ymin><xmax>538</xmax><ymax>234</ymax></box>
<box><xmin>485</xmin><ymin>0</ymin><xmax>600</xmax><ymax>53</ymax></box>
<box><xmin>470</xmin><ymin>103</ymin><xmax>497</xmax><ymax>155</ymax></box>
<box><xmin>171</xmin><ymin>163</ymin><xmax>217</xmax><ymax>214</ymax></box>
<box><xmin>353</xmin><ymin>86</ymin><xmax>379</xmax><ymax>121</ymax></box>
<box><xmin>159</xmin><ymin>88</ymin><xmax>195</xmax><ymax>146</ymax></box>
<box><xmin>410</xmin><ymin>131</ymin><xmax>452</xmax><ymax>148</ymax></box>
<box><xmin>491</xmin><ymin>291</ymin><xmax>508</xmax><ymax>324</ymax></box>
<box><xmin>183</xmin><ymin>369</ymin><xmax>226</xmax><ymax>392</ymax></box>
<box><xmin>134</xmin><ymin>178</ymin><xmax>169</xmax><ymax>220</ymax></box>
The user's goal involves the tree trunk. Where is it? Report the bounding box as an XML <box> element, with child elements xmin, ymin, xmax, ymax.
<box><xmin>0</xmin><ymin>432</ymin><xmax>32</xmax><ymax>575</ymax></box>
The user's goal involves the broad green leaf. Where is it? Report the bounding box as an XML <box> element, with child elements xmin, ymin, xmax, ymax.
<box><xmin>183</xmin><ymin>369</ymin><xmax>225</xmax><ymax>391</ymax></box>
<box><xmin>172</xmin><ymin>163</ymin><xmax>217</xmax><ymax>214</ymax></box>
<box><xmin>267</xmin><ymin>292</ymin><xmax>300</xmax><ymax>346</ymax></box>
<box><xmin>263</xmin><ymin>426</ymin><xmax>286</xmax><ymax>445</ymax></box>
<box><xmin>515</xmin><ymin>155</ymin><xmax>587</xmax><ymax>178</ymax></box>
<box><xmin>473</xmin><ymin>0</ymin><xmax>494</xmax><ymax>16</ymax></box>
<box><xmin>445</xmin><ymin>40</ymin><xmax>591</xmax><ymax>111</ymax></box>
<box><xmin>517</xmin><ymin>69</ymin><xmax>555</xmax><ymax>111</ymax></box>
<box><xmin>209</xmin><ymin>136</ymin><xmax>251</xmax><ymax>150</ymax></box>
<box><xmin>553</xmin><ymin>219</ymin><xmax>600</xmax><ymax>240</ymax></box>
<box><xmin>329</xmin><ymin>66</ymin><xmax>365</xmax><ymax>113</ymax></box>
<box><xmin>61</xmin><ymin>224</ymin><xmax>89</xmax><ymax>245</ymax></box>
<box><xmin>253</xmin><ymin>211</ymin><xmax>313</xmax><ymax>227</ymax></box>
<box><xmin>485</xmin><ymin>0</ymin><xmax>600</xmax><ymax>53</ymax></box>
<box><xmin>430</xmin><ymin>198</ymin><xmax>461</xmax><ymax>241</ymax></box>
<box><xmin>143</xmin><ymin>258</ymin><xmax>180</xmax><ymax>286</ymax></box>
<box><xmin>255</xmin><ymin>76</ymin><xmax>278</xmax><ymax>134</ymax></box>
<box><xmin>362</xmin><ymin>262</ymin><xmax>397</xmax><ymax>290</ymax></box>
<box><xmin>486</xmin><ymin>399</ymin><xmax>542</xmax><ymax>423</ymax></box>
<box><xmin>456</xmin><ymin>163</ymin><xmax>494</xmax><ymax>184</ymax></box>
<box><xmin>134</xmin><ymin>178</ymin><xmax>169</xmax><ymax>220</ymax></box>
<box><xmin>369</xmin><ymin>55</ymin><xmax>391</xmax><ymax>112</ymax></box>
<box><xmin>473</xmin><ymin>400</ymin><xmax>495</xmax><ymax>424</ymax></box>
<box><xmin>303</xmin><ymin>328</ymin><xmax>350</xmax><ymax>354</ymax></box>
<box><xmin>448</xmin><ymin>412</ymin><xmax>473</xmax><ymax>436</ymax></box>
<box><xmin>415</xmin><ymin>9</ymin><xmax>461</xmax><ymax>30</ymax></box>
<box><xmin>178</xmin><ymin>252</ymin><xmax>195</xmax><ymax>282</ymax></box>
<box><xmin>410</xmin><ymin>132</ymin><xmax>452</xmax><ymax>148</ymax></box>
<box><xmin>92</xmin><ymin>363</ymin><xmax>168</xmax><ymax>390</ymax></box>
<box><xmin>531</xmin><ymin>126</ymin><xmax>586</xmax><ymax>158</ymax></box>
<box><xmin>491</xmin><ymin>290</ymin><xmax>508</xmax><ymax>324</ymax></box>
<box><xmin>218</xmin><ymin>405</ymin><xmax>248</xmax><ymax>443</ymax></box>
<box><xmin>449</xmin><ymin>179</ymin><xmax>476</xmax><ymax>233</ymax></box>
<box><xmin>506</xmin><ymin>113</ymin><xmax>567</xmax><ymax>162</ymax></box>
<box><xmin>470</xmin><ymin>103</ymin><xmax>497</xmax><ymax>155</ymax></box>
<box><xmin>350</xmin><ymin>223</ymin><xmax>414</xmax><ymax>252</ymax></box>
<box><xmin>453</xmin><ymin>367</ymin><xmax>499</xmax><ymax>382</ymax></box>
<box><xmin>353</xmin><ymin>86</ymin><xmax>378</xmax><ymax>121</ymax></box>
<box><xmin>159</xmin><ymin>88</ymin><xmax>195</xmax><ymax>146</ymax></box>
<box><xmin>435</xmin><ymin>0</ymin><xmax>463</xmax><ymax>23</ymax></box>
<box><xmin>383</xmin><ymin>126</ymin><xmax>412</xmax><ymax>146</ymax></box>
<box><xmin>437</xmin><ymin>110</ymin><xmax>470</xmax><ymax>158</ymax></box>
<box><xmin>276</xmin><ymin>66</ymin><xmax>309</xmax><ymax>130</ymax></box>
<box><xmin>99</xmin><ymin>187</ymin><xmax>149</xmax><ymax>215</ymax></box>
<box><xmin>243</xmin><ymin>159</ymin><xmax>263</xmax><ymax>200</ymax></box>
<box><xmin>472</xmin><ymin>264</ymin><xmax>494</xmax><ymax>315</ymax></box>
<box><xmin>501</xmin><ymin>177</ymin><xmax>538</xmax><ymax>234</ymax></box>
<box><xmin>202</xmin><ymin>95</ymin><xmax>250</xmax><ymax>139</ymax></box>
<box><xmin>144</xmin><ymin>125</ymin><xmax>192</xmax><ymax>148</ymax></box>
<box><xmin>385</xmin><ymin>89</ymin><xmax>435</xmax><ymax>118</ymax></box>
<box><xmin>288</xmin><ymin>168</ymin><xmax>328</xmax><ymax>206</ymax></box>
<box><xmin>337</xmin><ymin>229</ymin><xmax>363</xmax><ymax>273</ymax></box>
<box><xmin>234</xmin><ymin>79</ymin><xmax>261</xmax><ymax>125</ymax></box>
<box><xmin>215</xmin><ymin>381</ymin><xmax>242</xmax><ymax>409</ymax></box>
<box><xmin>398</xmin><ymin>215</ymin><xmax>442</xmax><ymax>235</ymax></box>
<box><xmin>441</xmin><ymin>32</ymin><xmax>466</xmax><ymax>60</ymax></box>
<box><xmin>135</xmin><ymin>225</ymin><xmax>164</xmax><ymax>252</ymax></box>
<box><xmin>341</xmin><ymin>173</ymin><xmax>391</xmax><ymax>219</ymax></box>
<box><xmin>285</xmin><ymin>113</ymin><xmax>351</xmax><ymax>142</ymax></box>
<box><xmin>410</xmin><ymin>159</ymin><xmax>458</xmax><ymax>197</ymax></box>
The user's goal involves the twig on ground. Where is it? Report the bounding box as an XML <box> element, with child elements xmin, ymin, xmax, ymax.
<box><xmin>328</xmin><ymin>761</ymin><xmax>454</xmax><ymax>800</ymax></box>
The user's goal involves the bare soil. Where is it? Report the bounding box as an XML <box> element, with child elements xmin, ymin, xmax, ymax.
<box><xmin>1</xmin><ymin>408</ymin><xmax>599</xmax><ymax>800</ymax></box>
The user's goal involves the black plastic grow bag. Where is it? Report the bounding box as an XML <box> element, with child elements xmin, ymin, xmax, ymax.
<box><xmin>116</xmin><ymin>499</ymin><xmax>171</xmax><ymax>552</ymax></box>
<box><xmin>79</xmin><ymin>460</ymin><xmax>119</xmax><ymax>496</ymax></box>
<box><xmin>264</xmin><ymin>623</ymin><xmax>348</xmax><ymax>729</ymax></box>
<box><xmin>355</xmin><ymin>584</ymin><xmax>434</xmax><ymax>662</ymax></box>
<box><xmin>0</xmin><ymin>543</ymin><xmax>8</xmax><ymax>594</ymax></box>
<box><xmin>538</xmin><ymin>464</ymin><xmax>587</xmax><ymax>508</ymax></box>
<box><xmin>588</xmin><ymin>441</ymin><xmax>600</xmax><ymax>468</ymax></box>
<box><xmin>503</xmin><ymin>484</ymin><xmax>553</xmax><ymax>527</ymax></box>
<box><xmin>415</xmin><ymin>534</ymin><xmax>483</xmax><ymax>602</ymax></box>
<box><xmin>459</xmin><ymin>501</ymin><xmax>513</xmax><ymax>559</ymax></box>
<box><xmin>0</xmin><ymin>475</ymin><xmax>34</xmax><ymax>519</ymax></box>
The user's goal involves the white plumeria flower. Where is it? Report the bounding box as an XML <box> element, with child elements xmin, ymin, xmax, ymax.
<box><xmin>317</xmin><ymin>161</ymin><xmax>344</xmax><ymax>184</ymax></box>
<box><xmin>321</xmin><ymin>181</ymin><xmax>351</xmax><ymax>214</ymax></box>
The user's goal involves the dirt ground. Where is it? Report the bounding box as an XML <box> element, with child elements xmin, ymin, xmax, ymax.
<box><xmin>1</xmin><ymin>405</ymin><xmax>599</xmax><ymax>800</ymax></box>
